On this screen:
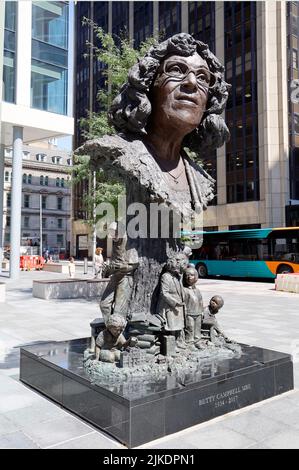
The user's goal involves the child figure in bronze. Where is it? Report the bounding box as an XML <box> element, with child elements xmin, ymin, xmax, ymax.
<box><xmin>183</xmin><ymin>266</ymin><xmax>203</xmax><ymax>347</ymax></box>
<box><xmin>95</xmin><ymin>314</ymin><xmax>137</xmax><ymax>363</ymax></box>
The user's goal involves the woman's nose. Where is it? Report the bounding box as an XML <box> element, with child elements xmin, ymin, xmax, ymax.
<box><xmin>181</xmin><ymin>71</ymin><xmax>198</xmax><ymax>91</ymax></box>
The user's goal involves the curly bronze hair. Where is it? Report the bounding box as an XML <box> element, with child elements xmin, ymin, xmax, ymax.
<box><xmin>106</xmin><ymin>314</ymin><xmax>126</xmax><ymax>329</ymax></box>
<box><xmin>109</xmin><ymin>33</ymin><xmax>231</xmax><ymax>156</ymax></box>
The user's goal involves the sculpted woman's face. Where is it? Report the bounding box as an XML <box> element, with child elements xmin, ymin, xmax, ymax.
<box><xmin>151</xmin><ymin>52</ymin><xmax>210</xmax><ymax>134</ymax></box>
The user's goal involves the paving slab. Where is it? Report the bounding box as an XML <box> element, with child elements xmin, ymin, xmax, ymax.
<box><xmin>0</xmin><ymin>271</ymin><xmax>299</xmax><ymax>448</ymax></box>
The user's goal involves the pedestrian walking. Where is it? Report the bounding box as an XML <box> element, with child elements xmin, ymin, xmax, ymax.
<box><xmin>44</xmin><ymin>249</ymin><xmax>49</xmax><ymax>263</ymax></box>
<box><xmin>94</xmin><ymin>248</ymin><xmax>104</xmax><ymax>279</ymax></box>
<box><xmin>68</xmin><ymin>257</ymin><xmax>76</xmax><ymax>278</ymax></box>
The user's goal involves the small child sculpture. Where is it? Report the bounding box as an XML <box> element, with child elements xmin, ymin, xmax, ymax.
<box><xmin>201</xmin><ymin>295</ymin><xmax>232</xmax><ymax>346</ymax></box>
<box><xmin>182</xmin><ymin>266</ymin><xmax>204</xmax><ymax>347</ymax></box>
<box><xmin>95</xmin><ymin>314</ymin><xmax>137</xmax><ymax>363</ymax></box>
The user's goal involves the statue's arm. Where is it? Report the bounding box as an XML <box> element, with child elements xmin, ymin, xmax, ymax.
<box><xmin>95</xmin><ymin>331</ymin><xmax>105</xmax><ymax>349</ymax></box>
<box><xmin>212</xmin><ymin>321</ymin><xmax>231</xmax><ymax>341</ymax></box>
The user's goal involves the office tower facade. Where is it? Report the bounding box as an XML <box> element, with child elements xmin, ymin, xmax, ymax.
<box><xmin>0</xmin><ymin>0</ymin><xmax>74</xmax><ymax>277</ymax></box>
<box><xmin>73</xmin><ymin>1</ymin><xmax>296</xmax><ymax>256</ymax></box>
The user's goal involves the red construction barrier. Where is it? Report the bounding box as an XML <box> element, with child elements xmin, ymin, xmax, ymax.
<box><xmin>20</xmin><ymin>255</ymin><xmax>45</xmax><ymax>271</ymax></box>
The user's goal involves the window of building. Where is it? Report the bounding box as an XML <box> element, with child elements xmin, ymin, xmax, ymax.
<box><xmin>23</xmin><ymin>174</ymin><xmax>27</xmax><ymax>184</ymax></box>
<box><xmin>7</xmin><ymin>192</ymin><xmax>11</xmax><ymax>207</ymax></box>
<box><xmin>36</xmin><ymin>153</ymin><xmax>46</xmax><ymax>162</ymax></box>
<box><xmin>24</xmin><ymin>194</ymin><xmax>30</xmax><ymax>208</ymax></box>
<box><xmin>45</xmin><ymin>175</ymin><xmax>49</xmax><ymax>186</ymax></box>
<box><xmin>225</xmin><ymin>2</ymin><xmax>259</xmax><ymax>204</ymax></box>
<box><xmin>57</xmin><ymin>197</ymin><xmax>63</xmax><ymax>211</ymax></box>
<box><xmin>61</xmin><ymin>178</ymin><xmax>65</xmax><ymax>188</ymax></box>
<box><xmin>24</xmin><ymin>216</ymin><xmax>30</xmax><ymax>228</ymax></box>
<box><xmin>42</xmin><ymin>196</ymin><xmax>47</xmax><ymax>210</ymax></box>
<box><xmin>28</xmin><ymin>174</ymin><xmax>32</xmax><ymax>184</ymax></box>
<box><xmin>42</xmin><ymin>218</ymin><xmax>47</xmax><ymax>228</ymax></box>
<box><xmin>67</xmin><ymin>158</ymin><xmax>72</xmax><ymax>166</ymax></box>
<box><xmin>3</xmin><ymin>1</ymin><xmax>16</xmax><ymax>103</ymax></box>
<box><xmin>4</xmin><ymin>148</ymin><xmax>12</xmax><ymax>158</ymax></box>
<box><xmin>5</xmin><ymin>171</ymin><xmax>10</xmax><ymax>182</ymax></box>
<box><xmin>22</xmin><ymin>151</ymin><xmax>31</xmax><ymax>160</ymax></box>
<box><xmin>56</xmin><ymin>177</ymin><xmax>60</xmax><ymax>187</ymax></box>
<box><xmin>6</xmin><ymin>216</ymin><xmax>10</xmax><ymax>227</ymax></box>
<box><xmin>31</xmin><ymin>2</ymin><xmax>69</xmax><ymax>115</ymax></box>
<box><xmin>57</xmin><ymin>218</ymin><xmax>63</xmax><ymax>229</ymax></box>
<box><xmin>188</xmin><ymin>2</ymin><xmax>215</xmax><ymax>53</ymax></box>
<box><xmin>52</xmin><ymin>156</ymin><xmax>62</xmax><ymax>164</ymax></box>
<box><xmin>57</xmin><ymin>234</ymin><xmax>64</xmax><ymax>245</ymax></box>
<box><xmin>40</xmin><ymin>175</ymin><xmax>44</xmax><ymax>186</ymax></box>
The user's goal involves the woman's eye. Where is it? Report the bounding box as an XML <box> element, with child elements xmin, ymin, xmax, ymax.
<box><xmin>197</xmin><ymin>73</ymin><xmax>210</xmax><ymax>83</ymax></box>
<box><xmin>168</xmin><ymin>65</ymin><xmax>184</xmax><ymax>75</ymax></box>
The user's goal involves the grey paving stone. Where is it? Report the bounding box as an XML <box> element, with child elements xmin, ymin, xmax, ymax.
<box><xmin>139</xmin><ymin>438</ymin><xmax>198</xmax><ymax>449</ymax></box>
<box><xmin>48</xmin><ymin>431</ymin><xmax>124</xmax><ymax>449</ymax></box>
<box><xmin>260</xmin><ymin>428</ymin><xmax>299</xmax><ymax>449</ymax></box>
<box><xmin>0</xmin><ymin>430</ymin><xmax>40</xmax><ymax>449</ymax></box>
<box><xmin>258</xmin><ymin>400</ymin><xmax>299</xmax><ymax>428</ymax></box>
<box><xmin>167</xmin><ymin>424</ymin><xmax>257</xmax><ymax>449</ymax></box>
<box><xmin>21</xmin><ymin>415</ymin><xmax>95</xmax><ymax>448</ymax></box>
<box><xmin>1</xmin><ymin>272</ymin><xmax>299</xmax><ymax>449</ymax></box>
<box><xmin>244</xmin><ymin>441</ymin><xmax>273</xmax><ymax>449</ymax></box>
<box><xmin>2</xmin><ymin>401</ymin><xmax>67</xmax><ymax>428</ymax></box>
<box><xmin>0</xmin><ymin>414</ymin><xmax>19</xmax><ymax>436</ymax></box>
<box><xmin>222</xmin><ymin>409</ymin><xmax>290</xmax><ymax>441</ymax></box>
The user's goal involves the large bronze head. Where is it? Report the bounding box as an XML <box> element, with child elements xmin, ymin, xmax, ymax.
<box><xmin>109</xmin><ymin>33</ymin><xmax>230</xmax><ymax>155</ymax></box>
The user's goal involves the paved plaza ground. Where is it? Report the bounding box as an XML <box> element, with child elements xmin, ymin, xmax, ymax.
<box><xmin>0</xmin><ymin>266</ymin><xmax>299</xmax><ymax>449</ymax></box>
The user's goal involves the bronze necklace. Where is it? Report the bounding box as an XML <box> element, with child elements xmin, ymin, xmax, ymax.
<box><xmin>158</xmin><ymin>158</ymin><xmax>185</xmax><ymax>184</ymax></box>
<box><xmin>146</xmin><ymin>141</ymin><xmax>185</xmax><ymax>184</ymax></box>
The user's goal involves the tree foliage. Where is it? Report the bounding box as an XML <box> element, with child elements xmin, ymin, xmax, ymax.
<box><xmin>73</xmin><ymin>19</ymin><xmax>158</xmax><ymax>224</ymax></box>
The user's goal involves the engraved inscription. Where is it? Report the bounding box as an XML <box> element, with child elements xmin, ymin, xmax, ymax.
<box><xmin>198</xmin><ymin>383</ymin><xmax>251</xmax><ymax>408</ymax></box>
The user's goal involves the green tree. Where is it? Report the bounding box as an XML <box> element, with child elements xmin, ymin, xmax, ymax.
<box><xmin>73</xmin><ymin>19</ymin><xmax>158</xmax><ymax>224</ymax></box>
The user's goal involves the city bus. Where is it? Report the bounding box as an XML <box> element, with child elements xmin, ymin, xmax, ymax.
<box><xmin>187</xmin><ymin>227</ymin><xmax>299</xmax><ymax>279</ymax></box>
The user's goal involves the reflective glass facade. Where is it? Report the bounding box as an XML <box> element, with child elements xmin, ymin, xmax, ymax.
<box><xmin>189</xmin><ymin>2</ymin><xmax>216</xmax><ymax>204</ymax></box>
<box><xmin>112</xmin><ymin>2</ymin><xmax>129</xmax><ymax>41</ymax></box>
<box><xmin>134</xmin><ymin>2</ymin><xmax>154</xmax><ymax>48</ymax></box>
<box><xmin>225</xmin><ymin>2</ymin><xmax>259</xmax><ymax>204</ymax></box>
<box><xmin>287</xmin><ymin>2</ymin><xmax>299</xmax><ymax>200</ymax></box>
<box><xmin>31</xmin><ymin>1</ymin><xmax>69</xmax><ymax>115</ymax></box>
<box><xmin>159</xmin><ymin>2</ymin><xmax>181</xmax><ymax>39</ymax></box>
<box><xmin>3</xmin><ymin>1</ymin><xmax>17</xmax><ymax>103</ymax></box>
<box><xmin>189</xmin><ymin>1</ymin><xmax>215</xmax><ymax>53</ymax></box>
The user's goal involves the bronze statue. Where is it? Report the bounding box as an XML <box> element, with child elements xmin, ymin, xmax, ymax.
<box><xmin>78</xmin><ymin>33</ymin><xmax>230</xmax><ymax>327</ymax></box>
<box><xmin>182</xmin><ymin>266</ymin><xmax>203</xmax><ymax>346</ymax></box>
<box><xmin>95</xmin><ymin>314</ymin><xmax>137</xmax><ymax>363</ymax></box>
<box><xmin>201</xmin><ymin>295</ymin><xmax>233</xmax><ymax>346</ymax></box>
<box><xmin>156</xmin><ymin>253</ymin><xmax>188</xmax><ymax>350</ymax></box>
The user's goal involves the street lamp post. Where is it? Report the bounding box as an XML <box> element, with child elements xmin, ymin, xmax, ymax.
<box><xmin>40</xmin><ymin>193</ymin><xmax>43</xmax><ymax>257</ymax></box>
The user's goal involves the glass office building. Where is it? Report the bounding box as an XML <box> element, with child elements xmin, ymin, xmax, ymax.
<box><xmin>31</xmin><ymin>1</ymin><xmax>69</xmax><ymax>115</ymax></box>
<box><xmin>3</xmin><ymin>1</ymin><xmax>17</xmax><ymax>103</ymax></box>
<box><xmin>73</xmin><ymin>1</ymin><xmax>296</xmax><ymax>244</ymax></box>
<box><xmin>1</xmin><ymin>1</ymin><xmax>74</xmax><ymax>278</ymax></box>
<box><xmin>225</xmin><ymin>2</ymin><xmax>259</xmax><ymax>204</ymax></box>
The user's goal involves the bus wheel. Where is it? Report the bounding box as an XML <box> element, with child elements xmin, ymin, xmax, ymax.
<box><xmin>196</xmin><ymin>263</ymin><xmax>208</xmax><ymax>278</ymax></box>
<box><xmin>277</xmin><ymin>264</ymin><xmax>294</xmax><ymax>274</ymax></box>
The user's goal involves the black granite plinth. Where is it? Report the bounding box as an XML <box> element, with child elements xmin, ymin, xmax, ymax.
<box><xmin>20</xmin><ymin>339</ymin><xmax>293</xmax><ymax>448</ymax></box>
